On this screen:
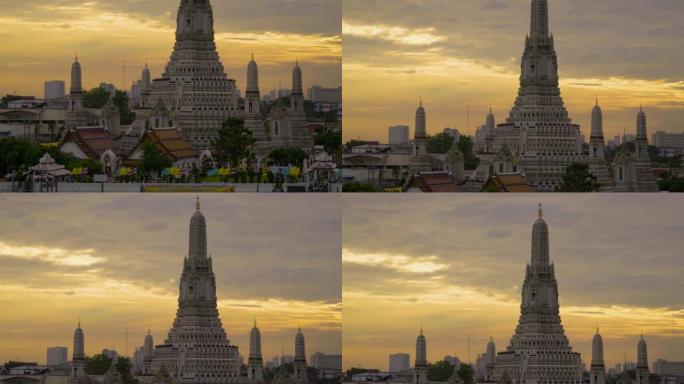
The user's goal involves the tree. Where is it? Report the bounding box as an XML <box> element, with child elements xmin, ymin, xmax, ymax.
<box><xmin>140</xmin><ymin>141</ymin><xmax>172</xmax><ymax>178</ymax></box>
<box><xmin>557</xmin><ymin>163</ymin><xmax>601</xmax><ymax>192</ymax></box>
<box><xmin>457</xmin><ymin>364</ymin><xmax>475</xmax><ymax>384</ymax></box>
<box><xmin>428</xmin><ymin>360</ymin><xmax>454</xmax><ymax>382</ymax></box>
<box><xmin>268</xmin><ymin>147</ymin><xmax>308</xmax><ymax>168</ymax></box>
<box><xmin>212</xmin><ymin>118</ymin><xmax>255</xmax><ymax>168</ymax></box>
<box><xmin>457</xmin><ymin>135</ymin><xmax>480</xmax><ymax>170</ymax></box>
<box><xmin>115</xmin><ymin>357</ymin><xmax>136</xmax><ymax>384</ymax></box>
<box><xmin>85</xmin><ymin>354</ymin><xmax>112</xmax><ymax>375</ymax></box>
<box><xmin>427</xmin><ymin>133</ymin><xmax>454</xmax><ymax>154</ymax></box>
<box><xmin>83</xmin><ymin>88</ymin><xmax>136</xmax><ymax>125</ymax></box>
<box><xmin>314</xmin><ymin>129</ymin><xmax>342</xmax><ymax>155</ymax></box>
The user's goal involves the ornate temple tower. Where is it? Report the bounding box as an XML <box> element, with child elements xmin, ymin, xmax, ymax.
<box><xmin>66</xmin><ymin>55</ymin><xmax>90</xmax><ymax>129</ymax></box>
<box><xmin>493</xmin><ymin>204</ymin><xmax>583</xmax><ymax>383</ymax></box>
<box><xmin>494</xmin><ymin>0</ymin><xmax>583</xmax><ymax>191</ymax></box>
<box><xmin>635</xmin><ymin>107</ymin><xmax>649</xmax><ymax>160</ymax></box>
<box><xmin>614</xmin><ymin>108</ymin><xmax>658</xmax><ymax>192</ymax></box>
<box><xmin>143</xmin><ymin>330</ymin><xmax>154</xmax><ymax>374</ymax></box>
<box><xmin>484</xmin><ymin>108</ymin><xmax>496</xmax><ymax>153</ymax></box>
<box><xmin>636</xmin><ymin>335</ymin><xmax>650</xmax><ymax>384</ymax></box>
<box><xmin>248</xmin><ymin>321</ymin><xmax>265</xmax><ymax>383</ymax></box>
<box><xmin>413</xmin><ymin>328</ymin><xmax>428</xmax><ymax>384</ymax></box>
<box><xmin>150</xmin><ymin>197</ymin><xmax>240</xmax><ymax>384</ymax></box>
<box><xmin>590</xmin><ymin>328</ymin><xmax>606</xmax><ymax>384</ymax></box>
<box><xmin>141</xmin><ymin>63</ymin><xmax>152</xmax><ymax>108</ymax></box>
<box><xmin>70</xmin><ymin>321</ymin><xmax>88</xmax><ymax>384</ymax></box>
<box><xmin>485</xmin><ymin>337</ymin><xmax>496</xmax><ymax>381</ymax></box>
<box><xmin>151</xmin><ymin>0</ymin><xmax>239</xmax><ymax>149</ymax></box>
<box><xmin>290</xmin><ymin>328</ymin><xmax>309</xmax><ymax>384</ymax></box>
<box><xmin>410</xmin><ymin>99</ymin><xmax>431</xmax><ymax>174</ymax></box>
<box><xmin>244</xmin><ymin>55</ymin><xmax>269</xmax><ymax>156</ymax></box>
<box><xmin>289</xmin><ymin>61</ymin><xmax>313</xmax><ymax>149</ymax></box>
<box><xmin>587</xmin><ymin>99</ymin><xmax>611</xmax><ymax>190</ymax></box>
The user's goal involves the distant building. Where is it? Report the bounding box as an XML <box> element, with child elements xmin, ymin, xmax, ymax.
<box><xmin>389</xmin><ymin>353</ymin><xmax>410</xmax><ymax>374</ymax></box>
<box><xmin>45</xmin><ymin>81</ymin><xmax>66</xmax><ymax>100</ymax></box>
<box><xmin>623</xmin><ymin>134</ymin><xmax>636</xmax><ymax>144</ymax></box>
<box><xmin>310</xmin><ymin>353</ymin><xmax>342</xmax><ymax>371</ymax></box>
<box><xmin>652</xmin><ymin>131</ymin><xmax>684</xmax><ymax>148</ymax></box>
<box><xmin>443</xmin><ymin>128</ymin><xmax>460</xmax><ymax>141</ymax></box>
<box><xmin>281</xmin><ymin>355</ymin><xmax>294</xmax><ymax>365</ymax></box>
<box><xmin>9</xmin><ymin>365</ymin><xmax>48</xmax><ymax>375</ymax></box>
<box><xmin>444</xmin><ymin>355</ymin><xmax>460</xmax><ymax>367</ymax></box>
<box><xmin>7</xmin><ymin>99</ymin><xmax>45</xmax><ymax>109</ymax></box>
<box><xmin>654</xmin><ymin>360</ymin><xmax>684</xmax><ymax>378</ymax></box>
<box><xmin>101</xmin><ymin>349</ymin><xmax>119</xmax><ymax>362</ymax></box>
<box><xmin>308</xmin><ymin>86</ymin><xmax>342</xmax><ymax>106</ymax></box>
<box><xmin>47</xmin><ymin>346</ymin><xmax>68</xmax><ymax>367</ymax></box>
<box><xmin>389</xmin><ymin>125</ymin><xmax>410</xmax><ymax>145</ymax></box>
<box><xmin>99</xmin><ymin>83</ymin><xmax>117</xmax><ymax>95</ymax></box>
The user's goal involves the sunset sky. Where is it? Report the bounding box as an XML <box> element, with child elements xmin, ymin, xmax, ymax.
<box><xmin>0</xmin><ymin>0</ymin><xmax>341</xmax><ymax>98</ymax></box>
<box><xmin>0</xmin><ymin>194</ymin><xmax>341</xmax><ymax>364</ymax></box>
<box><xmin>343</xmin><ymin>0</ymin><xmax>684</xmax><ymax>142</ymax></box>
<box><xmin>343</xmin><ymin>195</ymin><xmax>684</xmax><ymax>370</ymax></box>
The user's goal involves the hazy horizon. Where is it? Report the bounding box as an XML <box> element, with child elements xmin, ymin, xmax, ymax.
<box><xmin>0</xmin><ymin>0</ymin><xmax>341</xmax><ymax>99</ymax></box>
<box><xmin>343</xmin><ymin>0</ymin><xmax>684</xmax><ymax>143</ymax></box>
<box><xmin>0</xmin><ymin>194</ymin><xmax>342</xmax><ymax>364</ymax></box>
<box><xmin>342</xmin><ymin>195</ymin><xmax>684</xmax><ymax>371</ymax></box>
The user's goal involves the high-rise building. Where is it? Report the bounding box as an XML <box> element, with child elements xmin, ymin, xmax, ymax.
<box><xmin>492</xmin><ymin>0</ymin><xmax>584</xmax><ymax>191</ymax></box>
<box><xmin>150</xmin><ymin>0</ymin><xmax>239</xmax><ymax>149</ymax></box>
<box><xmin>652</xmin><ymin>131</ymin><xmax>684</xmax><ymax>150</ymax></box>
<box><xmin>654</xmin><ymin>360</ymin><xmax>684</xmax><ymax>377</ymax></box>
<box><xmin>149</xmin><ymin>197</ymin><xmax>241</xmax><ymax>383</ymax></box>
<box><xmin>44</xmin><ymin>81</ymin><xmax>65</xmax><ymax>100</ymax></box>
<box><xmin>389</xmin><ymin>353</ymin><xmax>410</xmax><ymax>374</ymax></box>
<box><xmin>47</xmin><ymin>346</ymin><xmax>68</xmax><ymax>367</ymax></box>
<box><xmin>389</xmin><ymin>125</ymin><xmax>410</xmax><ymax>145</ymax></box>
<box><xmin>308</xmin><ymin>86</ymin><xmax>342</xmax><ymax>106</ymax></box>
<box><xmin>493</xmin><ymin>204</ymin><xmax>583</xmax><ymax>382</ymax></box>
<box><xmin>310</xmin><ymin>353</ymin><xmax>342</xmax><ymax>371</ymax></box>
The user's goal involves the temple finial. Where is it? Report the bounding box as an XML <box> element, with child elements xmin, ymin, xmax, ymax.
<box><xmin>595</xmin><ymin>97</ymin><xmax>598</xmax><ymax>106</ymax></box>
<box><xmin>538</xmin><ymin>202</ymin><xmax>543</xmax><ymax>218</ymax></box>
<box><xmin>420</xmin><ymin>324</ymin><xmax>423</xmax><ymax>335</ymax></box>
<box><xmin>196</xmin><ymin>196</ymin><xmax>200</xmax><ymax>211</ymax></box>
<box><xmin>419</xmin><ymin>96</ymin><xmax>423</xmax><ymax>107</ymax></box>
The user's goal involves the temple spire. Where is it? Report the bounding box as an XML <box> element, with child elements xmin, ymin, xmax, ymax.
<box><xmin>530</xmin><ymin>0</ymin><xmax>550</xmax><ymax>38</ymax></box>
<box><xmin>538</xmin><ymin>202</ymin><xmax>543</xmax><ymax>218</ymax></box>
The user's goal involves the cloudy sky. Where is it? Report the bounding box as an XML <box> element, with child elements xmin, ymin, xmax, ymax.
<box><xmin>0</xmin><ymin>194</ymin><xmax>341</xmax><ymax>364</ymax></box>
<box><xmin>0</xmin><ymin>0</ymin><xmax>341</xmax><ymax>98</ymax></box>
<box><xmin>343</xmin><ymin>195</ymin><xmax>684</xmax><ymax>370</ymax></box>
<box><xmin>343</xmin><ymin>0</ymin><xmax>684</xmax><ymax>143</ymax></box>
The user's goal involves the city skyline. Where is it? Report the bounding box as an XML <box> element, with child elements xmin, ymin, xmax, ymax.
<box><xmin>0</xmin><ymin>195</ymin><xmax>342</xmax><ymax>364</ymax></box>
<box><xmin>342</xmin><ymin>195</ymin><xmax>684</xmax><ymax>371</ymax></box>
<box><xmin>0</xmin><ymin>0</ymin><xmax>341</xmax><ymax>98</ymax></box>
<box><xmin>343</xmin><ymin>0</ymin><xmax>684</xmax><ymax>143</ymax></box>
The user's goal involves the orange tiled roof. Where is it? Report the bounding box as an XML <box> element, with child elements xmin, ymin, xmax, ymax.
<box><xmin>414</xmin><ymin>172</ymin><xmax>461</xmax><ymax>192</ymax></box>
<box><xmin>144</xmin><ymin>128</ymin><xmax>196</xmax><ymax>160</ymax></box>
<box><xmin>63</xmin><ymin>127</ymin><xmax>124</xmax><ymax>159</ymax></box>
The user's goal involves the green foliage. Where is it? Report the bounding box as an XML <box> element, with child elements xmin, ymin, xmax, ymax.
<box><xmin>115</xmin><ymin>357</ymin><xmax>136</xmax><ymax>384</ymax></box>
<box><xmin>140</xmin><ymin>141</ymin><xmax>172</xmax><ymax>178</ymax></box>
<box><xmin>457</xmin><ymin>136</ymin><xmax>480</xmax><ymax>170</ymax></box>
<box><xmin>427</xmin><ymin>133</ymin><xmax>455</xmax><ymax>154</ymax></box>
<box><xmin>346</xmin><ymin>368</ymin><xmax>372</xmax><ymax>376</ymax></box>
<box><xmin>457</xmin><ymin>364</ymin><xmax>475</xmax><ymax>384</ymax></box>
<box><xmin>1</xmin><ymin>95</ymin><xmax>26</xmax><ymax>108</ymax></box>
<box><xmin>83</xmin><ymin>88</ymin><xmax>136</xmax><ymax>125</ymax></box>
<box><xmin>314</xmin><ymin>129</ymin><xmax>342</xmax><ymax>155</ymax></box>
<box><xmin>343</xmin><ymin>182</ymin><xmax>377</xmax><ymax>192</ymax></box>
<box><xmin>659</xmin><ymin>175</ymin><xmax>684</xmax><ymax>192</ymax></box>
<box><xmin>427</xmin><ymin>360</ymin><xmax>454</xmax><ymax>382</ymax></box>
<box><xmin>0</xmin><ymin>138</ymin><xmax>102</xmax><ymax>178</ymax></box>
<box><xmin>557</xmin><ymin>163</ymin><xmax>601</xmax><ymax>192</ymax></box>
<box><xmin>269</xmin><ymin>147</ymin><xmax>308</xmax><ymax>168</ymax></box>
<box><xmin>85</xmin><ymin>354</ymin><xmax>112</xmax><ymax>375</ymax></box>
<box><xmin>212</xmin><ymin>118</ymin><xmax>255</xmax><ymax>167</ymax></box>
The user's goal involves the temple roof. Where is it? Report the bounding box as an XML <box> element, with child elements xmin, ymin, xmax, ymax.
<box><xmin>61</xmin><ymin>127</ymin><xmax>125</xmax><ymax>159</ymax></box>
